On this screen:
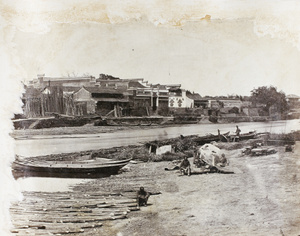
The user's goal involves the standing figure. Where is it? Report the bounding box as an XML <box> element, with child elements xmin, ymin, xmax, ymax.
<box><xmin>137</xmin><ymin>187</ymin><xmax>150</xmax><ymax>207</ymax></box>
<box><xmin>235</xmin><ymin>125</ymin><xmax>241</xmax><ymax>141</ymax></box>
<box><xmin>179</xmin><ymin>156</ymin><xmax>191</xmax><ymax>176</ymax></box>
<box><xmin>193</xmin><ymin>148</ymin><xmax>199</xmax><ymax>165</ymax></box>
<box><xmin>235</xmin><ymin>126</ymin><xmax>241</xmax><ymax>136</ymax></box>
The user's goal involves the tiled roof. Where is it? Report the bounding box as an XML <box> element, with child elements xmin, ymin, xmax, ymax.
<box><xmin>83</xmin><ymin>87</ymin><xmax>126</xmax><ymax>94</ymax></box>
<box><xmin>128</xmin><ymin>81</ymin><xmax>146</xmax><ymax>88</ymax></box>
<box><xmin>41</xmin><ymin>76</ymin><xmax>94</xmax><ymax>81</ymax></box>
<box><xmin>186</xmin><ymin>93</ymin><xmax>202</xmax><ymax>100</ymax></box>
<box><xmin>151</xmin><ymin>84</ymin><xmax>167</xmax><ymax>90</ymax></box>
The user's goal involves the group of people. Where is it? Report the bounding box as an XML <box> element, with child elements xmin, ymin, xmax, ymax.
<box><xmin>179</xmin><ymin>149</ymin><xmax>229</xmax><ymax>176</ymax></box>
<box><xmin>137</xmin><ymin>127</ymin><xmax>238</xmax><ymax>206</ymax></box>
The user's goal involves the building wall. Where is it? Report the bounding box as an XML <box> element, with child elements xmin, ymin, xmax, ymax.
<box><xmin>41</xmin><ymin>86</ymin><xmax>64</xmax><ymax>115</ymax></box>
<box><xmin>30</xmin><ymin>76</ymin><xmax>97</xmax><ymax>89</ymax></box>
<box><xmin>168</xmin><ymin>91</ymin><xmax>194</xmax><ymax>108</ymax></box>
<box><xmin>243</xmin><ymin>108</ymin><xmax>259</xmax><ymax>116</ymax></box>
<box><xmin>99</xmin><ymin>80</ymin><xmax>129</xmax><ymax>89</ymax></box>
<box><xmin>73</xmin><ymin>88</ymin><xmax>96</xmax><ymax>114</ymax></box>
<box><xmin>185</xmin><ymin>96</ymin><xmax>194</xmax><ymax>108</ymax></box>
<box><xmin>24</xmin><ymin>97</ymin><xmax>42</xmax><ymax>117</ymax></box>
<box><xmin>219</xmin><ymin>99</ymin><xmax>243</xmax><ymax>111</ymax></box>
<box><xmin>158</xmin><ymin>99</ymin><xmax>169</xmax><ymax>116</ymax></box>
<box><xmin>74</xmin><ymin>88</ymin><xmax>92</xmax><ymax>101</ymax></box>
<box><xmin>208</xmin><ymin>100</ymin><xmax>220</xmax><ymax>109</ymax></box>
<box><xmin>86</xmin><ymin>101</ymin><xmax>96</xmax><ymax>114</ymax></box>
<box><xmin>241</xmin><ymin>101</ymin><xmax>252</xmax><ymax>107</ymax></box>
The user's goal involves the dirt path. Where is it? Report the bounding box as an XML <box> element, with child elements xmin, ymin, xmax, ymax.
<box><xmin>93</xmin><ymin>145</ymin><xmax>300</xmax><ymax>236</ymax></box>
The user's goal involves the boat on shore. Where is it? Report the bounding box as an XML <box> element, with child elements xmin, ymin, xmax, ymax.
<box><xmin>194</xmin><ymin>131</ymin><xmax>230</xmax><ymax>145</ymax></box>
<box><xmin>12</xmin><ymin>158</ymin><xmax>131</xmax><ymax>179</ymax></box>
<box><xmin>229</xmin><ymin>131</ymin><xmax>257</xmax><ymax>142</ymax></box>
<box><xmin>239</xmin><ymin>131</ymin><xmax>257</xmax><ymax>141</ymax></box>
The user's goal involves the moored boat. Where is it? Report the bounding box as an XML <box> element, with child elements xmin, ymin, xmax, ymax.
<box><xmin>229</xmin><ymin>131</ymin><xmax>257</xmax><ymax>142</ymax></box>
<box><xmin>194</xmin><ymin>131</ymin><xmax>230</xmax><ymax>145</ymax></box>
<box><xmin>12</xmin><ymin>158</ymin><xmax>131</xmax><ymax>179</ymax></box>
<box><xmin>239</xmin><ymin>131</ymin><xmax>257</xmax><ymax>140</ymax></box>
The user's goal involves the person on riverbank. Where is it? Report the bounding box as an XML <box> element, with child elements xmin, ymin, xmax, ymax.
<box><xmin>212</xmin><ymin>153</ymin><xmax>229</xmax><ymax>167</ymax></box>
<box><xmin>234</xmin><ymin>125</ymin><xmax>241</xmax><ymax>142</ymax></box>
<box><xmin>137</xmin><ymin>187</ymin><xmax>150</xmax><ymax>207</ymax></box>
<box><xmin>180</xmin><ymin>156</ymin><xmax>191</xmax><ymax>176</ymax></box>
<box><xmin>235</xmin><ymin>126</ymin><xmax>241</xmax><ymax>136</ymax></box>
<box><xmin>193</xmin><ymin>148</ymin><xmax>199</xmax><ymax>165</ymax></box>
<box><xmin>193</xmin><ymin>149</ymin><xmax>206</xmax><ymax>168</ymax></box>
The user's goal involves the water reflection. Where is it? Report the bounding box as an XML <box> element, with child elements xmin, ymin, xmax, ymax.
<box><xmin>16</xmin><ymin>177</ymin><xmax>91</xmax><ymax>192</ymax></box>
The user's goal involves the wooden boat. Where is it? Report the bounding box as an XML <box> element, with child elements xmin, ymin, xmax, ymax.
<box><xmin>230</xmin><ymin>131</ymin><xmax>257</xmax><ymax>142</ymax></box>
<box><xmin>239</xmin><ymin>132</ymin><xmax>257</xmax><ymax>140</ymax></box>
<box><xmin>194</xmin><ymin>131</ymin><xmax>230</xmax><ymax>145</ymax></box>
<box><xmin>12</xmin><ymin>158</ymin><xmax>131</xmax><ymax>179</ymax></box>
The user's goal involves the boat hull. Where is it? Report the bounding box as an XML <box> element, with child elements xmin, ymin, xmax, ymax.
<box><xmin>239</xmin><ymin>133</ymin><xmax>257</xmax><ymax>140</ymax></box>
<box><xmin>12</xmin><ymin>159</ymin><xmax>131</xmax><ymax>179</ymax></box>
<box><xmin>194</xmin><ymin>132</ymin><xmax>230</xmax><ymax>145</ymax></box>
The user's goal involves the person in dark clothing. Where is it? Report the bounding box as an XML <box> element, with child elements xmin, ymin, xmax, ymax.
<box><xmin>137</xmin><ymin>187</ymin><xmax>150</xmax><ymax>207</ymax></box>
<box><xmin>179</xmin><ymin>156</ymin><xmax>191</xmax><ymax>176</ymax></box>
<box><xmin>235</xmin><ymin>125</ymin><xmax>241</xmax><ymax>142</ymax></box>
<box><xmin>235</xmin><ymin>126</ymin><xmax>241</xmax><ymax>137</ymax></box>
<box><xmin>193</xmin><ymin>150</ymin><xmax>206</xmax><ymax>168</ymax></box>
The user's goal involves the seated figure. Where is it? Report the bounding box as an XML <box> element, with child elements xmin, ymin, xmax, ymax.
<box><xmin>137</xmin><ymin>187</ymin><xmax>150</xmax><ymax>207</ymax></box>
<box><xmin>179</xmin><ymin>156</ymin><xmax>191</xmax><ymax>176</ymax></box>
<box><xmin>193</xmin><ymin>150</ymin><xmax>207</xmax><ymax>168</ymax></box>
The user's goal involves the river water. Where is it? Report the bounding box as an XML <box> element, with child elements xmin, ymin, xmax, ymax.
<box><xmin>15</xmin><ymin>119</ymin><xmax>300</xmax><ymax>157</ymax></box>
<box><xmin>16</xmin><ymin>177</ymin><xmax>91</xmax><ymax>192</ymax></box>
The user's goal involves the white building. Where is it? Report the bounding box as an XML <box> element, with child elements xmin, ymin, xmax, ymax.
<box><xmin>168</xmin><ymin>89</ymin><xmax>194</xmax><ymax>108</ymax></box>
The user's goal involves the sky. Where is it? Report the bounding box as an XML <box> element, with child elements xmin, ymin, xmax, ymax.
<box><xmin>1</xmin><ymin>0</ymin><xmax>300</xmax><ymax>97</ymax></box>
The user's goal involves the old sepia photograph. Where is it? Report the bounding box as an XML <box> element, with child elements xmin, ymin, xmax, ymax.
<box><xmin>1</xmin><ymin>0</ymin><xmax>300</xmax><ymax>235</ymax></box>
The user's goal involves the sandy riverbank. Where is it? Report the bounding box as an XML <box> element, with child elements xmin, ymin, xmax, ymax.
<box><xmin>93</xmin><ymin>144</ymin><xmax>300</xmax><ymax>236</ymax></box>
<box><xmin>10</xmin><ymin>141</ymin><xmax>300</xmax><ymax>236</ymax></box>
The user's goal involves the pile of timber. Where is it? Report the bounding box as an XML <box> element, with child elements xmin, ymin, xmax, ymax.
<box><xmin>145</xmin><ymin>135</ymin><xmax>199</xmax><ymax>153</ymax></box>
<box><xmin>242</xmin><ymin>145</ymin><xmax>277</xmax><ymax>156</ymax></box>
<box><xmin>9</xmin><ymin>158</ymin><xmax>164</xmax><ymax>235</ymax></box>
<box><xmin>10</xmin><ymin>191</ymin><xmax>139</xmax><ymax>235</ymax></box>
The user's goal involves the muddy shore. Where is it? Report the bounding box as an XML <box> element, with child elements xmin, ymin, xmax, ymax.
<box><xmin>10</xmin><ymin>133</ymin><xmax>300</xmax><ymax>235</ymax></box>
<box><xmin>90</xmin><ymin>144</ymin><xmax>300</xmax><ymax>236</ymax></box>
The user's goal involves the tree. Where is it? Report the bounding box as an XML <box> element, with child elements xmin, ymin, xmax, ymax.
<box><xmin>250</xmin><ymin>86</ymin><xmax>289</xmax><ymax>115</ymax></box>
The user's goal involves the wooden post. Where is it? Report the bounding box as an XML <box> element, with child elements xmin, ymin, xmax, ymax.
<box><xmin>114</xmin><ymin>105</ymin><xmax>117</xmax><ymax>117</ymax></box>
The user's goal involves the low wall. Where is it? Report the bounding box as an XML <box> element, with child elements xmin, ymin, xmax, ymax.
<box><xmin>14</xmin><ymin>116</ymin><xmax>92</xmax><ymax>129</ymax></box>
<box><xmin>105</xmin><ymin>117</ymin><xmax>173</xmax><ymax>125</ymax></box>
